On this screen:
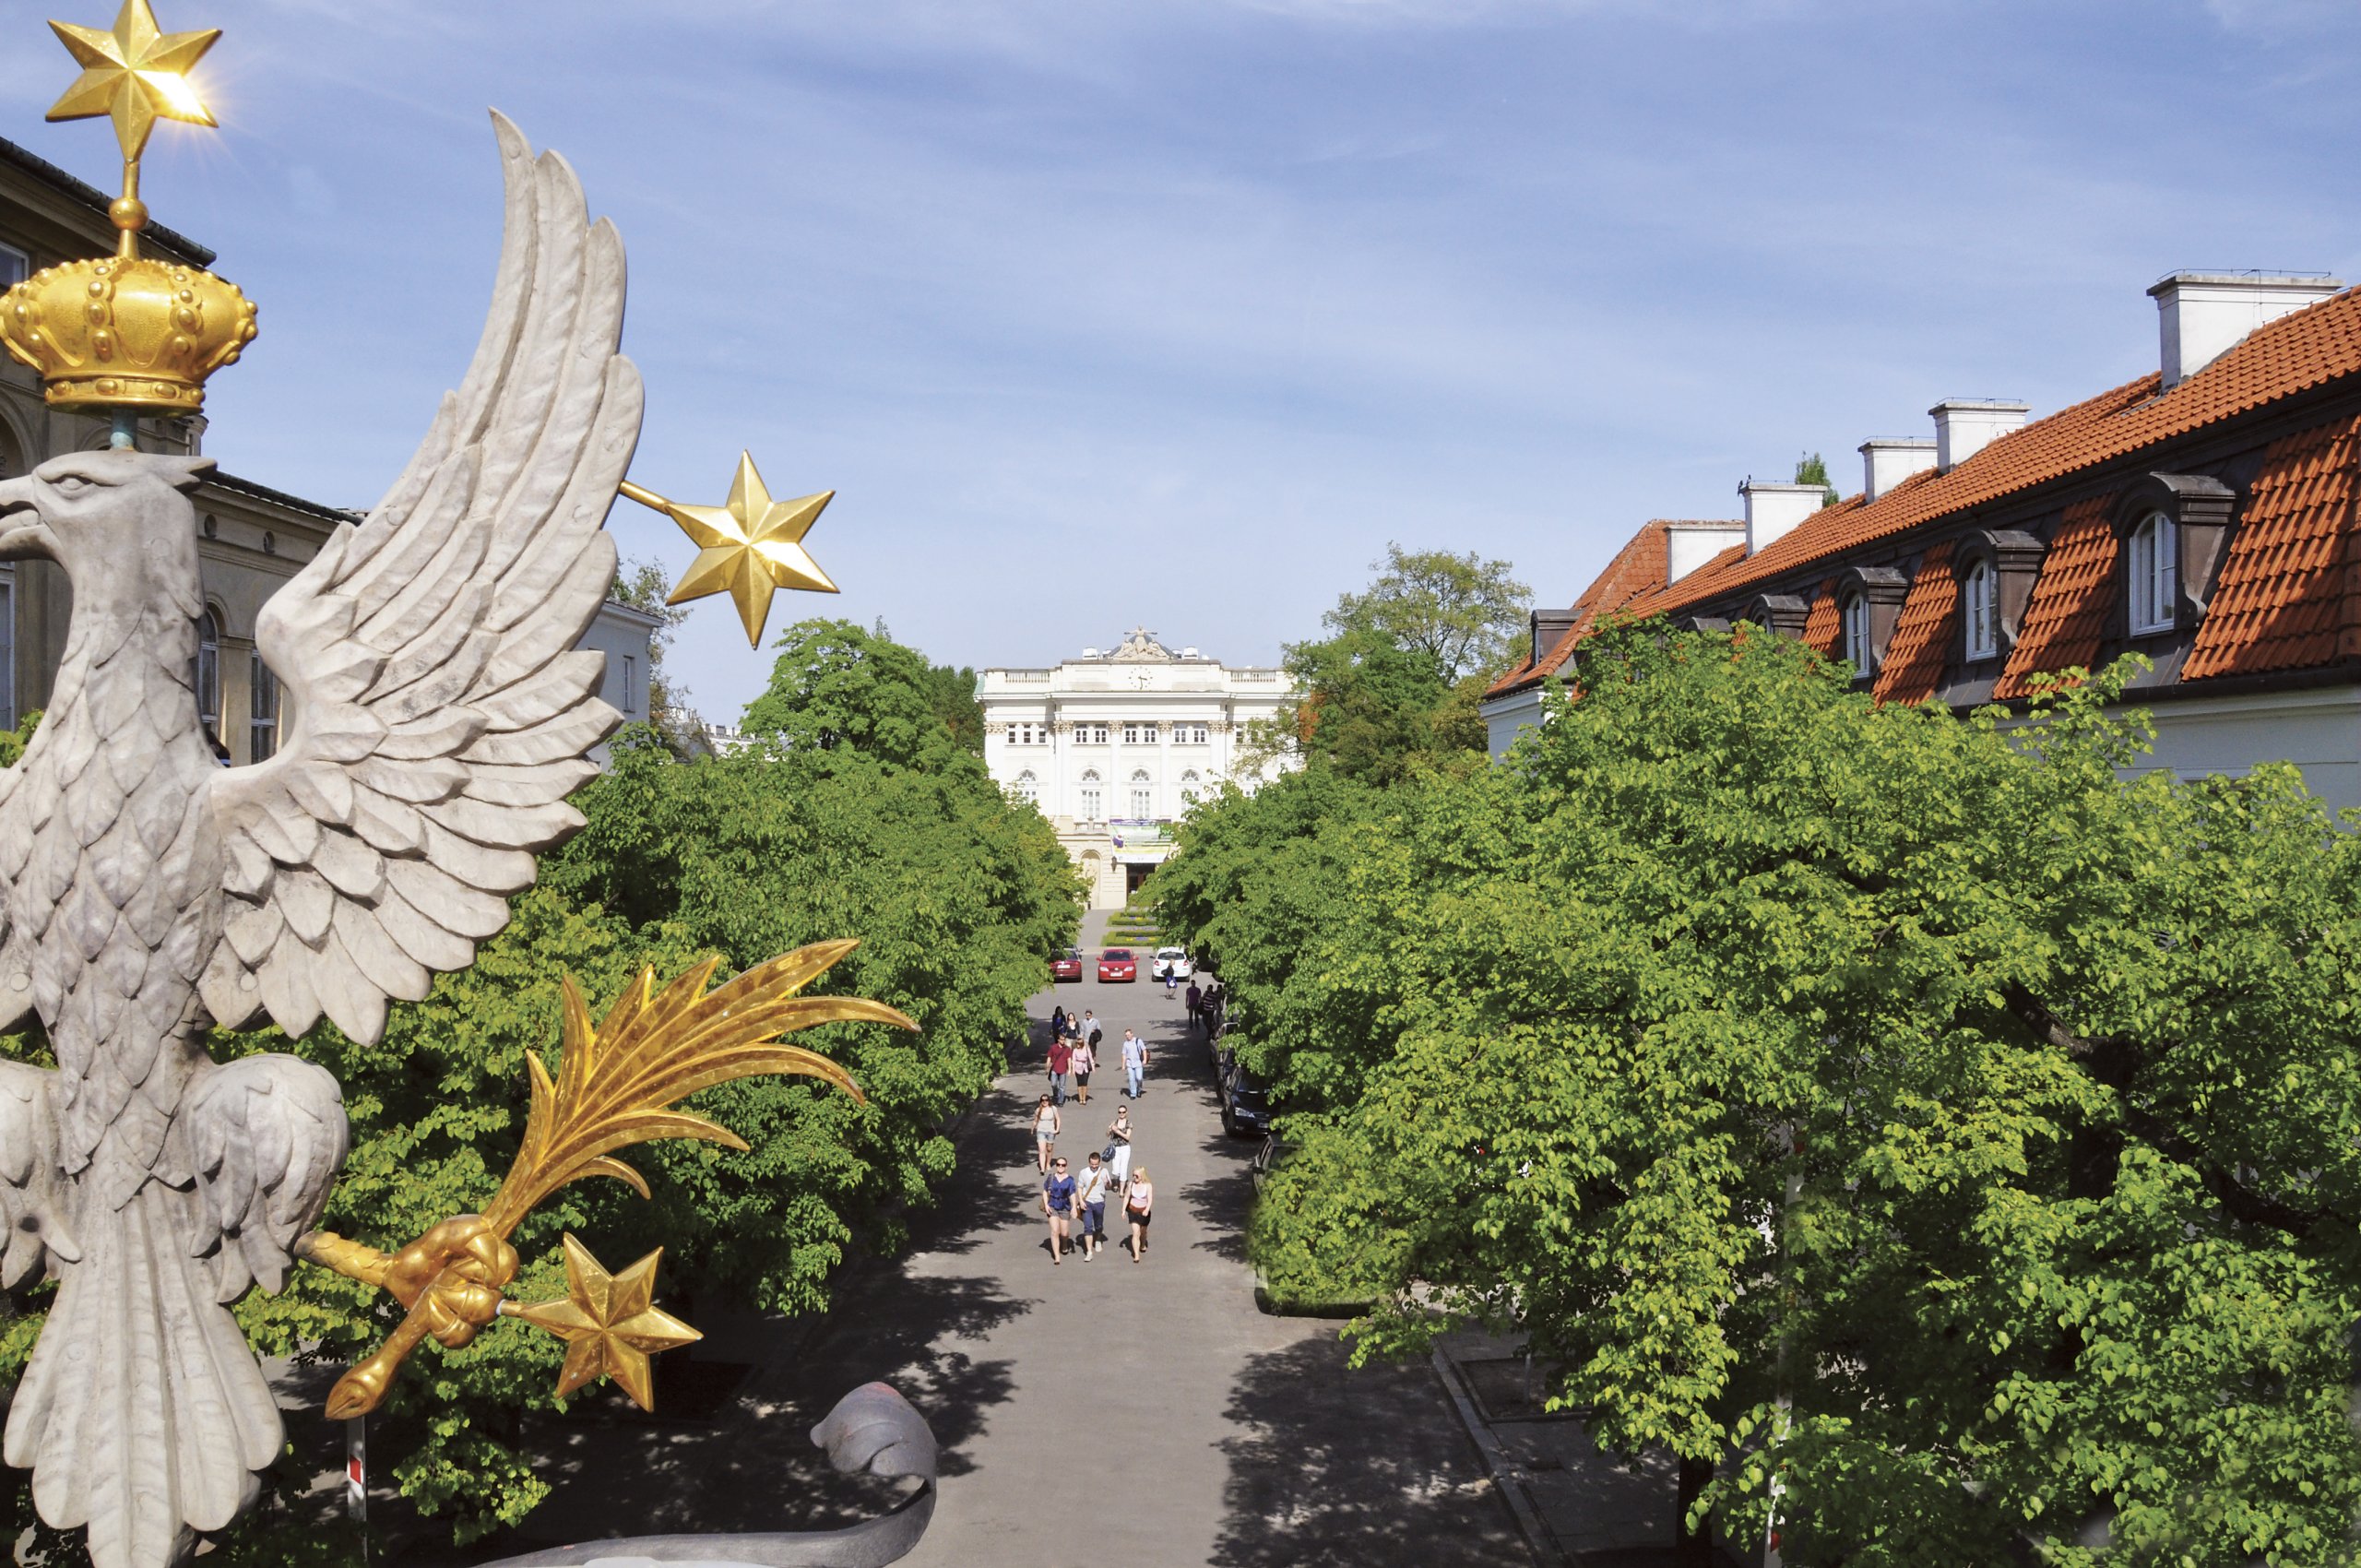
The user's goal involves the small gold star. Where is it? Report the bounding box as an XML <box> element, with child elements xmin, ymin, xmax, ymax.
<box><xmin>620</xmin><ymin>452</ymin><xmax>836</xmax><ymax>649</ymax></box>
<box><xmin>514</xmin><ymin>1235</ymin><xmax>699</xmax><ymax>1412</ymax></box>
<box><xmin>46</xmin><ymin>0</ymin><xmax>220</xmax><ymax>162</ymax></box>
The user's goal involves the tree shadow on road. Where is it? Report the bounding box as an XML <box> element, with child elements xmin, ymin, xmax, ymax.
<box><xmin>1211</xmin><ymin>1337</ymin><xmax>1524</xmax><ymax>1568</ymax></box>
<box><xmin>1180</xmin><ymin>1122</ymin><xmax>1256</xmax><ymax>1264</ymax></box>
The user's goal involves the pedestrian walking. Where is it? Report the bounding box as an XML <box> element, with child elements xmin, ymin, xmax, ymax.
<box><xmin>1184</xmin><ymin>980</ymin><xmax>1202</xmax><ymax>1029</ymax></box>
<box><xmin>1084</xmin><ymin>1010</ymin><xmax>1102</xmax><ymax>1052</ymax></box>
<box><xmin>1070</xmin><ymin>1034</ymin><xmax>1096</xmax><ymax>1104</ymax></box>
<box><xmin>1124</xmin><ymin>1168</ymin><xmax>1154</xmax><ymax>1263</ymax></box>
<box><xmin>1074</xmin><ymin>1151</ymin><xmax>1111</xmax><ymax>1260</ymax></box>
<box><xmin>1121</xmin><ymin>1028</ymin><xmax>1148</xmax><ymax>1098</ymax></box>
<box><xmin>1041</xmin><ymin>1156</ymin><xmax>1076</xmax><ymax>1265</ymax></box>
<box><xmin>1050</xmin><ymin>1004</ymin><xmax>1067</xmax><ymax>1040</ymax></box>
<box><xmin>1032</xmin><ymin>1094</ymin><xmax>1061</xmax><ymax>1173</ymax></box>
<box><xmin>1106</xmin><ymin>1105</ymin><xmax>1133</xmax><ymax>1185</ymax></box>
<box><xmin>1048</xmin><ymin>1032</ymin><xmax>1074</xmax><ymax>1106</ymax></box>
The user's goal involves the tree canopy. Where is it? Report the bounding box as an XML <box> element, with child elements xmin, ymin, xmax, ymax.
<box><xmin>0</xmin><ymin>617</ymin><xmax>1077</xmax><ymax>1560</ymax></box>
<box><xmin>1322</xmin><ymin>541</ymin><xmax>1531</xmax><ymax>686</ymax></box>
<box><xmin>1161</xmin><ymin>622</ymin><xmax>2361</xmax><ymax>1567</ymax></box>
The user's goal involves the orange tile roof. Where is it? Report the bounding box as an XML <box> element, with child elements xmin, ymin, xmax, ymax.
<box><xmin>1802</xmin><ymin>576</ymin><xmax>1842</xmax><ymax>657</ymax></box>
<box><xmin>2184</xmin><ymin>412</ymin><xmax>2361</xmax><ymax>680</ymax></box>
<box><xmin>1488</xmin><ymin>520</ymin><xmax>1739</xmax><ymax>696</ymax></box>
<box><xmin>1871</xmin><ymin>542</ymin><xmax>1958</xmax><ymax>705</ymax></box>
<box><xmin>1993</xmin><ymin>493</ymin><xmax>2119</xmax><ymax>698</ymax></box>
<box><xmin>1611</xmin><ymin>284</ymin><xmax>2361</xmax><ymax>627</ymax></box>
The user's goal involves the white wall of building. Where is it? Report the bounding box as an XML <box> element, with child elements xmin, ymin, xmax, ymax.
<box><xmin>981</xmin><ymin>627</ymin><xmax>1299</xmax><ymax>909</ymax></box>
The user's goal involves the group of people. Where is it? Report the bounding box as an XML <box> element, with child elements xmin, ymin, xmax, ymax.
<box><xmin>1046</xmin><ymin>1005</ymin><xmax>1151</xmax><ymax>1104</ymax></box>
<box><xmin>1033</xmin><ymin>1096</ymin><xmax>1152</xmax><ymax>1263</ymax></box>
<box><xmin>1182</xmin><ymin>977</ymin><xmax>1226</xmax><ymax>1037</ymax></box>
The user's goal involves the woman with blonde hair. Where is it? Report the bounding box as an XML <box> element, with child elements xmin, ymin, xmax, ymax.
<box><xmin>1124</xmin><ymin>1166</ymin><xmax>1154</xmax><ymax>1263</ymax></box>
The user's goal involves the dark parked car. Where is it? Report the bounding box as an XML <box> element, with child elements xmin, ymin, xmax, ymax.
<box><xmin>1097</xmin><ymin>948</ymin><xmax>1138</xmax><ymax>982</ymax></box>
<box><xmin>1050</xmin><ymin>948</ymin><xmax>1083</xmax><ymax>982</ymax></box>
<box><xmin>1222</xmin><ymin>1067</ymin><xmax>1273</xmax><ymax>1138</ymax></box>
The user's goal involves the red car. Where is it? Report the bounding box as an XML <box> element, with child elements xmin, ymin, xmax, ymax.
<box><xmin>1050</xmin><ymin>948</ymin><xmax>1083</xmax><ymax>982</ymax></box>
<box><xmin>1098</xmin><ymin>948</ymin><xmax>1138</xmax><ymax>982</ymax></box>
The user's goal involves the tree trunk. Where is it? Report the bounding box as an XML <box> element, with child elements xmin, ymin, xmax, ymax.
<box><xmin>1676</xmin><ymin>1453</ymin><xmax>1716</xmax><ymax>1568</ymax></box>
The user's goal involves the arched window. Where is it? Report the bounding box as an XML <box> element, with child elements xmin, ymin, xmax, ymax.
<box><xmin>1180</xmin><ymin>769</ymin><xmax>1202</xmax><ymax>805</ymax></box>
<box><xmin>1962</xmin><ymin>559</ymin><xmax>1997</xmax><ymax>660</ymax></box>
<box><xmin>1841</xmin><ymin>592</ymin><xmax>1870</xmax><ymax>671</ymax></box>
<box><xmin>1014</xmin><ymin>769</ymin><xmax>1038</xmax><ymax>805</ymax></box>
<box><xmin>1130</xmin><ymin>769</ymin><xmax>1153</xmax><ymax>819</ymax></box>
<box><xmin>2127</xmin><ymin>511</ymin><xmax>2177</xmax><ymax>635</ymax></box>
<box><xmin>195</xmin><ymin>610</ymin><xmax>220</xmax><ymax>741</ymax></box>
<box><xmin>1079</xmin><ymin>769</ymin><xmax>1102</xmax><ymax>821</ymax></box>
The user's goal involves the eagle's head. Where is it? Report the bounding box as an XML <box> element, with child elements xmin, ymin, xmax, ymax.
<box><xmin>0</xmin><ymin>450</ymin><xmax>216</xmax><ymax>576</ymax></box>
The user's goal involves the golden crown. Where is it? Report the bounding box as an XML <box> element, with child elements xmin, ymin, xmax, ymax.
<box><xmin>3</xmin><ymin>0</ymin><xmax>254</xmax><ymax>417</ymax></box>
<box><xmin>1</xmin><ymin>253</ymin><xmax>255</xmax><ymax>413</ymax></box>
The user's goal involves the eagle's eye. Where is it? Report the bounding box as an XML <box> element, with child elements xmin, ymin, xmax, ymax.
<box><xmin>51</xmin><ymin>476</ymin><xmax>89</xmax><ymax>496</ymax></box>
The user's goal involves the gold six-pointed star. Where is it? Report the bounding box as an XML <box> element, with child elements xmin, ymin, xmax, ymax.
<box><xmin>621</xmin><ymin>453</ymin><xmax>837</xmax><ymax>648</ymax></box>
<box><xmin>46</xmin><ymin>0</ymin><xmax>219</xmax><ymax>162</ymax></box>
<box><xmin>514</xmin><ymin>1235</ymin><xmax>699</xmax><ymax>1412</ymax></box>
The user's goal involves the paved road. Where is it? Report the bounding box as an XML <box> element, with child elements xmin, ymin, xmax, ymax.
<box><xmin>448</xmin><ymin>911</ymin><xmax>1520</xmax><ymax>1567</ymax></box>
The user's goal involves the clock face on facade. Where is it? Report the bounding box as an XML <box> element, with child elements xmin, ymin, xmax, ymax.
<box><xmin>1131</xmin><ymin>671</ymin><xmax>1152</xmax><ymax>688</ymax></box>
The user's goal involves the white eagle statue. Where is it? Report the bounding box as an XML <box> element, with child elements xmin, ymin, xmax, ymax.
<box><xmin>0</xmin><ymin>115</ymin><xmax>640</xmax><ymax>1568</ymax></box>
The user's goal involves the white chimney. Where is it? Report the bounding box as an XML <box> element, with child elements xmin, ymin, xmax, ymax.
<box><xmin>1665</xmin><ymin>520</ymin><xmax>1746</xmax><ymax>583</ymax></box>
<box><xmin>2149</xmin><ymin>272</ymin><xmax>2343</xmax><ymax>389</ymax></box>
<box><xmin>1859</xmin><ymin>438</ymin><xmax>1937</xmax><ymax>503</ymax></box>
<box><xmin>1930</xmin><ymin>399</ymin><xmax>2030</xmax><ymax>472</ymax></box>
<box><xmin>1739</xmin><ymin>481</ymin><xmax>1825</xmax><ymax>555</ymax></box>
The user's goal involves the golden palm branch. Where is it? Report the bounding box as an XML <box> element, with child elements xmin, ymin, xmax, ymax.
<box><xmin>305</xmin><ymin>941</ymin><xmax>917</xmax><ymax>1419</ymax></box>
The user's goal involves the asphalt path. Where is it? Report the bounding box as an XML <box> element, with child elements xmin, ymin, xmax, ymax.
<box><xmin>432</xmin><ymin>911</ymin><xmax>1520</xmax><ymax>1567</ymax></box>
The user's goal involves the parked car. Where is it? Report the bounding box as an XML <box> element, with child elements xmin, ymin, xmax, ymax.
<box><xmin>1050</xmin><ymin>948</ymin><xmax>1083</xmax><ymax>982</ymax></box>
<box><xmin>1151</xmin><ymin>946</ymin><xmax>1194</xmax><ymax>981</ymax></box>
<box><xmin>1222</xmin><ymin>1067</ymin><xmax>1273</xmax><ymax>1138</ymax></box>
<box><xmin>1097</xmin><ymin>947</ymin><xmax>1138</xmax><ymax>982</ymax></box>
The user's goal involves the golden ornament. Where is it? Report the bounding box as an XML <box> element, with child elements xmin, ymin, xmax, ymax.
<box><xmin>618</xmin><ymin>453</ymin><xmax>838</xmax><ymax>648</ymax></box>
<box><xmin>516</xmin><ymin>1237</ymin><xmax>701</xmax><ymax>1413</ymax></box>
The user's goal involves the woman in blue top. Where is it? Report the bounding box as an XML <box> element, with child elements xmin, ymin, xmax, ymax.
<box><xmin>1040</xmin><ymin>1157</ymin><xmax>1077</xmax><ymax>1265</ymax></box>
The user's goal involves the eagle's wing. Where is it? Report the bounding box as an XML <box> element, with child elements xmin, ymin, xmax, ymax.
<box><xmin>203</xmin><ymin>113</ymin><xmax>640</xmax><ymax>1045</ymax></box>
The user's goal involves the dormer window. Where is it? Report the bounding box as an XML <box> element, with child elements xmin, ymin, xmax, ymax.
<box><xmin>2126</xmin><ymin>511</ymin><xmax>2177</xmax><ymax>635</ymax></box>
<box><xmin>1962</xmin><ymin>559</ymin><xmax>1997</xmax><ymax>660</ymax></box>
<box><xmin>0</xmin><ymin>244</ymin><xmax>24</xmax><ymax>290</ymax></box>
<box><xmin>1841</xmin><ymin>592</ymin><xmax>1870</xmax><ymax>671</ymax></box>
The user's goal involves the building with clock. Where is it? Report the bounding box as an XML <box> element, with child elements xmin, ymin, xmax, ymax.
<box><xmin>980</xmin><ymin>627</ymin><xmax>1299</xmax><ymax>909</ymax></box>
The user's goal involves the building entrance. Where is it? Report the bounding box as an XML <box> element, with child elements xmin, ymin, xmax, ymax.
<box><xmin>1125</xmin><ymin>862</ymin><xmax>1155</xmax><ymax>898</ymax></box>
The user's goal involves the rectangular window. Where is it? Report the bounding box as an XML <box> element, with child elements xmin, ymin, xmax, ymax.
<box><xmin>0</xmin><ymin>573</ymin><xmax>15</xmax><ymax>732</ymax></box>
<box><xmin>250</xmin><ymin>651</ymin><xmax>279</xmax><ymax>763</ymax></box>
<box><xmin>1077</xmin><ymin>723</ymin><xmax>1108</xmax><ymax>745</ymax></box>
<box><xmin>1132</xmin><ymin>785</ymin><xmax>1153</xmax><ymax>817</ymax></box>
<box><xmin>622</xmin><ymin>654</ymin><xmax>638</xmax><ymax>715</ymax></box>
<box><xmin>1123</xmin><ymin>722</ymin><xmax>1157</xmax><ymax>745</ymax></box>
<box><xmin>0</xmin><ymin>244</ymin><xmax>24</xmax><ymax>291</ymax></box>
<box><xmin>1080</xmin><ymin>785</ymin><xmax>1101</xmax><ymax>818</ymax></box>
<box><xmin>2129</xmin><ymin>515</ymin><xmax>2177</xmax><ymax>635</ymax></box>
<box><xmin>1842</xmin><ymin>594</ymin><xmax>1870</xmax><ymax>671</ymax></box>
<box><xmin>1964</xmin><ymin>563</ymin><xmax>1996</xmax><ymax>660</ymax></box>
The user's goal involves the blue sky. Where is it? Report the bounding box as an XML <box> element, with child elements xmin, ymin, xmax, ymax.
<box><xmin>7</xmin><ymin>0</ymin><xmax>2361</xmax><ymax>721</ymax></box>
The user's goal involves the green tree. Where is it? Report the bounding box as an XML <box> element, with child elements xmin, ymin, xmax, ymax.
<box><xmin>1323</xmin><ymin>541</ymin><xmax>1533</xmax><ymax>685</ymax></box>
<box><xmin>741</xmin><ymin>618</ymin><xmax>972</xmax><ymax>767</ymax></box>
<box><xmin>0</xmin><ymin>614</ymin><xmax>1080</xmax><ymax>1557</ymax></box>
<box><xmin>1168</xmin><ymin>624</ymin><xmax>2361</xmax><ymax>1567</ymax></box>
<box><xmin>921</xmin><ymin>659</ymin><xmax>985</xmax><ymax>755</ymax></box>
<box><xmin>1795</xmin><ymin>450</ymin><xmax>1839</xmax><ymax>506</ymax></box>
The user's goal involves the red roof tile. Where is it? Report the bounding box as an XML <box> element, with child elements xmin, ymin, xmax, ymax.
<box><xmin>1871</xmin><ymin>542</ymin><xmax>1957</xmax><ymax>705</ymax></box>
<box><xmin>1802</xmin><ymin>576</ymin><xmax>1842</xmax><ymax>657</ymax></box>
<box><xmin>1993</xmin><ymin>493</ymin><xmax>2118</xmax><ymax>698</ymax></box>
<box><xmin>2184</xmin><ymin>412</ymin><xmax>2361</xmax><ymax>680</ymax></box>
<box><xmin>1487</xmin><ymin>520</ymin><xmax>1738</xmax><ymax>696</ymax></box>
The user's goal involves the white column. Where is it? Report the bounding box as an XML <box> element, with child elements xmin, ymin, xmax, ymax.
<box><xmin>1156</xmin><ymin>717</ymin><xmax>1172</xmax><ymax>819</ymax></box>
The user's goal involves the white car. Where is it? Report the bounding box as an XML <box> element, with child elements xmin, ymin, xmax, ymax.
<box><xmin>1152</xmin><ymin>947</ymin><xmax>1194</xmax><ymax>981</ymax></box>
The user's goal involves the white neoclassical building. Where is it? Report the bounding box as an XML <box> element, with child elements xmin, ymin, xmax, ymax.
<box><xmin>981</xmin><ymin>628</ymin><xmax>1299</xmax><ymax>909</ymax></box>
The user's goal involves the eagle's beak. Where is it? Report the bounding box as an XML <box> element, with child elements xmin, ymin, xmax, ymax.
<box><xmin>0</xmin><ymin>477</ymin><xmax>57</xmax><ymax>563</ymax></box>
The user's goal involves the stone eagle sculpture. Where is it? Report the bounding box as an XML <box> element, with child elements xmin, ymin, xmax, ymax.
<box><xmin>0</xmin><ymin>114</ymin><xmax>637</xmax><ymax>1568</ymax></box>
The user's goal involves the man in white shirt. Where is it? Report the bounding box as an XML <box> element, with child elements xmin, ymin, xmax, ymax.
<box><xmin>1074</xmin><ymin>1152</ymin><xmax>1113</xmax><ymax>1260</ymax></box>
